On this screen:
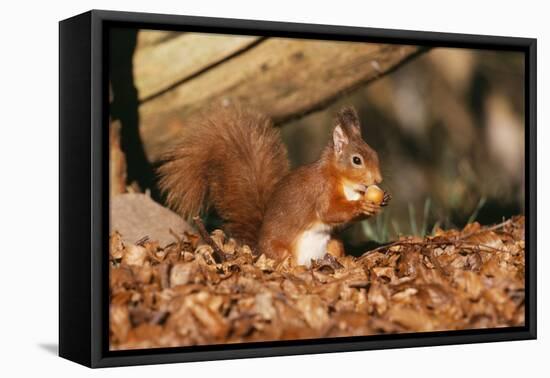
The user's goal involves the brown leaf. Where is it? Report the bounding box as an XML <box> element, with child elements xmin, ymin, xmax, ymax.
<box><xmin>386</xmin><ymin>305</ymin><xmax>435</xmax><ymax>331</ymax></box>
<box><xmin>110</xmin><ymin>304</ymin><xmax>131</xmax><ymax>343</ymax></box>
<box><xmin>122</xmin><ymin>244</ymin><xmax>148</xmax><ymax>266</ymax></box>
<box><xmin>296</xmin><ymin>295</ymin><xmax>329</xmax><ymax>330</ymax></box>
<box><xmin>170</xmin><ymin>262</ymin><xmax>200</xmax><ymax>287</ymax></box>
<box><xmin>109</xmin><ymin>216</ymin><xmax>525</xmax><ymax>349</ymax></box>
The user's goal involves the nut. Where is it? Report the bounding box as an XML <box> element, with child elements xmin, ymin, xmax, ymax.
<box><xmin>365</xmin><ymin>185</ymin><xmax>384</xmax><ymax>204</ymax></box>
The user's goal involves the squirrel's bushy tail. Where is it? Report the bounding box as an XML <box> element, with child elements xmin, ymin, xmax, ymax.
<box><xmin>157</xmin><ymin>106</ymin><xmax>289</xmax><ymax>247</ymax></box>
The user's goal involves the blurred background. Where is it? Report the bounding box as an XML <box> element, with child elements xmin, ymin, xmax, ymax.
<box><xmin>109</xmin><ymin>28</ymin><xmax>525</xmax><ymax>252</ymax></box>
<box><xmin>282</xmin><ymin>48</ymin><xmax>525</xmax><ymax>248</ymax></box>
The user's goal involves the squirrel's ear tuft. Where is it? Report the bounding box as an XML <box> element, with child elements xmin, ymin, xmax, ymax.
<box><xmin>336</xmin><ymin>106</ymin><xmax>361</xmax><ymax>137</ymax></box>
<box><xmin>333</xmin><ymin>125</ymin><xmax>349</xmax><ymax>156</ymax></box>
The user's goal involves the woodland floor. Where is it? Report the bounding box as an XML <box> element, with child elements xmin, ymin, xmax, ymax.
<box><xmin>109</xmin><ymin>216</ymin><xmax>525</xmax><ymax>350</ymax></box>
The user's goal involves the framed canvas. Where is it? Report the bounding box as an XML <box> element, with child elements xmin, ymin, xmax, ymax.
<box><xmin>59</xmin><ymin>10</ymin><xmax>537</xmax><ymax>368</ymax></box>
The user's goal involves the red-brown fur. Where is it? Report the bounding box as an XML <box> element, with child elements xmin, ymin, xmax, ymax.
<box><xmin>258</xmin><ymin>132</ymin><xmax>382</xmax><ymax>262</ymax></box>
<box><xmin>157</xmin><ymin>106</ymin><xmax>289</xmax><ymax>247</ymax></box>
<box><xmin>158</xmin><ymin>105</ymin><xmax>385</xmax><ymax>264</ymax></box>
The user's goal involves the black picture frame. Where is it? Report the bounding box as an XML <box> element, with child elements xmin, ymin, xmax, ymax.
<box><xmin>59</xmin><ymin>9</ymin><xmax>537</xmax><ymax>368</ymax></box>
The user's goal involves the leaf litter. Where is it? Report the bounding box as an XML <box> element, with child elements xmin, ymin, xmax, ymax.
<box><xmin>109</xmin><ymin>216</ymin><xmax>525</xmax><ymax>349</ymax></box>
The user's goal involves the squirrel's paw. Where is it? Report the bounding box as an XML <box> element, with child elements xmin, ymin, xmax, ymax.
<box><xmin>360</xmin><ymin>201</ymin><xmax>382</xmax><ymax>217</ymax></box>
<box><xmin>380</xmin><ymin>192</ymin><xmax>392</xmax><ymax>207</ymax></box>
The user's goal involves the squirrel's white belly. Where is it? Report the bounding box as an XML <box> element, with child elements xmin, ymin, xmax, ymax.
<box><xmin>295</xmin><ymin>222</ymin><xmax>332</xmax><ymax>267</ymax></box>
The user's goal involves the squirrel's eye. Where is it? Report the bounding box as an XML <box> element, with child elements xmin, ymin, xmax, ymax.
<box><xmin>352</xmin><ymin>155</ymin><xmax>363</xmax><ymax>166</ymax></box>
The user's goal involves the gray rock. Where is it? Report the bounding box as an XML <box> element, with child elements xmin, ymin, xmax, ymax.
<box><xmin>110</xmin><ymin>193</ymin><xmax>194</xmax><ymax>246</ymax></box>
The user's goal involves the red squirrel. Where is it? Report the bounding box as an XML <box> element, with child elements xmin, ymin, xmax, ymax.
<box><xmin>158</xmin><ymin>105</ymin><xmax>390</xmax><ymax>266</ymax></box>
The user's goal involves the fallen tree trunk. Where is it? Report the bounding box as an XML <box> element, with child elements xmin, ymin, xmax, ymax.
<box><xmin>134</xmin><ymin>33</ymin><xmax>261</xmax><ymax>101</ymax></box>
<box><xmin>133</xmin><ymin>35</ymin><xmax>424</xmax><ymax>161</ymax></box>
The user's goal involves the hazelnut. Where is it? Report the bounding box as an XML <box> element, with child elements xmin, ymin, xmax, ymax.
<box><xmin>365</xmin><ymin>185</ymin><xmax>384</xmax><ymax>204</ymax></box>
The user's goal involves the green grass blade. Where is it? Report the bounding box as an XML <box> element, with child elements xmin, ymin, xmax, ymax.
<box><xmin>420</xmin><ymin>198</ymin><xmax>431</xmax><ymax>237</ymax></box>
<box><xmin>408</xmin><ymin>203</ymin><xmax>418</xmax><ymax>236</ymax></box>
<box><xmin>467</xmin><ymin>196</ymin><xmax>487</xmax><ymax>224</ymax></box>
